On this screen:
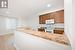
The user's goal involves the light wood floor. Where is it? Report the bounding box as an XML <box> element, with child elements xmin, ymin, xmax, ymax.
<box><xmin>0</xmin><ymin>34</ymin><xmax>16</xmax><ymax>50</ymax></box>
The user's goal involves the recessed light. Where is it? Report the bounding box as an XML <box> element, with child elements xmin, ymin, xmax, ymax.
<box><xmin>47</xmin><ymin>4</ymin><xmax>51</xmax><ymax>8</ymax></box>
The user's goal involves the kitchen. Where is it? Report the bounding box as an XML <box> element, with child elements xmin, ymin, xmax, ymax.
<box><xmin>0</xmin><ymin>0</ymin><xmax>73</xmax><ymax>50</ymax></box>
<box><xmin>38</xmin><ymin>9</ymin><xmax>64</xmax><ymax>34</ymax></box>
<box><xmin>15</xmin><ymin>9</ymin><xmax>71</xmax><ymax>50</ymax></box>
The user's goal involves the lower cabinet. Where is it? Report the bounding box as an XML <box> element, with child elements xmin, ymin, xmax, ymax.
<box><xmin>54</xmin><ymin>28</ymin><xmax>64</xmax><ymax>34</ymax></box>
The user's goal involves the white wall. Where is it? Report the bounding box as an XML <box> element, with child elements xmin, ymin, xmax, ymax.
<box><xmin>72</xmin><ymin>0</ymin><xmax>75</xmax><ymax>50</ymax></box>
<box><xmin>25</xmin><ymin>15</ymin><xmax>39</xmax><ymax>30</ymax></box>
<box><xmin>17</xmin><ymin>15</ymin><xmax>39</xmax><ymax>30</ymax></box>
<box><xmin>0</xmin><ymin>16</ymin><xmax>7</xmax><ymax>35</ymax></box>
<box><xmin>17</xmin><ymin>17</ymin><xmax>25</xmax><ymax>27</ymax></box>
<box><xmin>0</xmin><ymin>16</ymin><xmax>18</xmax><ymax>35</ymax></box>
<box><xmin>64</xmin><ymin>0</ymin><xmax>74</xmax><ymax>50</ymax></box>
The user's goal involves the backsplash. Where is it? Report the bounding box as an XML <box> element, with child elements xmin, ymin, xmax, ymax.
<box><xmin>54</xmin><ymin>23</ymin><xmax>64</xmax><ymax>28</ymax></box>
<box><xmin>39</xmin><ymin>23</ymin><xmax>64</xmax><ymax>28</ymax></box>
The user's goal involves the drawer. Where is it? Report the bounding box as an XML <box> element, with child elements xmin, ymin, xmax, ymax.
<box><xmin>54</xmin><ymin>30</ymin><xmax>64</xmax><ymax>34</ymax></box>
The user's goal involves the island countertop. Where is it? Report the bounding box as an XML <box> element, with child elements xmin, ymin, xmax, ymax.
<box><xmin>16</xmin><ymin>27</ymin><xmax>70</xmax><ymax>46</ymax></box>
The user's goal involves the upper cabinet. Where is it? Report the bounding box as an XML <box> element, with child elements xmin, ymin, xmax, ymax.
<box><xmin>39</xmin><ymin>10</ymin><xmax>64</xmax><ymax>24</ymax></box>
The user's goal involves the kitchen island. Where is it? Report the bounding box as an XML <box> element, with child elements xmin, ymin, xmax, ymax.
<box><xmin>14</xmin><ymin>27</ymin><xmax>71</xmax><ymax>50</ymax></box>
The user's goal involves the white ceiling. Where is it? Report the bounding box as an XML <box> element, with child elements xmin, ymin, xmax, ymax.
<box><xmin>0</xmin><ymin>0</ymin><xmax>64</xmax><ymax>17</ymax></box>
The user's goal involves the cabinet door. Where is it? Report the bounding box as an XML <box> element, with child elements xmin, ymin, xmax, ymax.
<box><xmin>54</xmin><ymin>29</ymin><xmax>64</xmax><ymax>34</ymax></box>
<box><xmin>54</xmin><ymin>10</ymin><xmax>64</xmax><ymax>23</ymax></box>
<box><xmin>39</xmin><ymin>15</ymin><xmax>45</xmax><ymax>24</ymax></box>
<box><xmin>39</xmin><ymin>14</ymin><xmax>49</xmax><ymax>24</ymax></box>
<box><xmin>39</xmin><ymin>10</ymin><xmax>64</xmax><ymax>24</ymax></box>
<box><xmin>39</xmin><ymin>14</ymin><xmax>54</xmax><ymax>24</ymax></box>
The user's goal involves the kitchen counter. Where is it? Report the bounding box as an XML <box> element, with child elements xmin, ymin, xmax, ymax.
<box><xmin>16</xmin><ymin>27</ymin><xmax>70</xmax><ymax>46</ymax></box>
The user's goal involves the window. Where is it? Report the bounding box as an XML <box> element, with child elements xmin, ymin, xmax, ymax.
<box><xmin>6</xmin><ymin>18</ymin><xmax>17</xmax><ymax>30</ymax></box>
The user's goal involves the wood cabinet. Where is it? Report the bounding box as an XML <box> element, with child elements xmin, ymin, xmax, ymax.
<box><xmin>39</xmin><ymin>10</ymin><xmax>64</xmax><ymax>24</ymax></box>
<box><xmin>38</xmin><ymin>27</ymin><xmax>45</xmax><ymax>32</ymax></box>
<box><xmin>39</xmin><ymin>14</ymin><xmax>49</xmax><ymax>24</ymax></box>
<box><xmin>54</xmin><ymin>28</ymin><xmax>64</xmax><ymax>34</ymax></box>
<box><xmin>54</xmin><ymin>10</ymin><xmax>64</xmax><ymax>23</ymax></box>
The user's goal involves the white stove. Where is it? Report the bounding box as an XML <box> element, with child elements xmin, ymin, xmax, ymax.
<box><xmin>45</xmin><ymin>19</ymin><xmax>54</xmax><ymax>33</ymax></box>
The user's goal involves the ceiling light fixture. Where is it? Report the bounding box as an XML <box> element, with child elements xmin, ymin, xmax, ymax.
<box><xmin>47</xmin><ymin>4</ymin><xmax>51</xmax><ymax>8</ymax></box>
